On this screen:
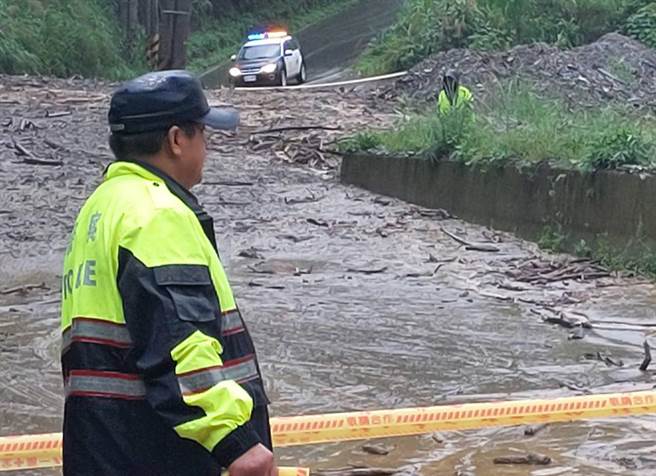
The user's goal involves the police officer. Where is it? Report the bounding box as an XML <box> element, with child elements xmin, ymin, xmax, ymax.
<box><xmin>60</xmin><ymin>70</ymin><xmax>276</xmax><ymax>476</ymax></box>
<box><xmin>438</xmin><ymin>69</ymin><xmax>473</xmax><ymax>114</ymax></box>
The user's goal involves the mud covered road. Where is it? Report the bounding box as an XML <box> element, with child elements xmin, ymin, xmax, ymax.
<box><xmin>2</xmin><ymin>76</ymin><xmax>656</xmax><ymax>475</ymax></box>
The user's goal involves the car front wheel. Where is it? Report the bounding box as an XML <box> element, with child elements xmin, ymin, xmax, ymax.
<box><xmin>298</xmin><ymin>63</ymin><xmax>307</xmax><ymax>84</ymax></box>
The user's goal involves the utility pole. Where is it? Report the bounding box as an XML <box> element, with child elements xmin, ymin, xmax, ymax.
<box><xmin>158</xmin><ymin>0</ymin><xmax>192</xmax><ymax>70</ymax></box>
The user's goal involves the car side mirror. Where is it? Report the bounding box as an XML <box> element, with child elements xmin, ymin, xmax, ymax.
<box><xmin>230</xmin><ymin>54</ymin><xmax>237</xmax><ymax>61</ymax></box>
<box><xmin>284</xmin><ymin>49</ymin><xmax>294</xmax><ymax>57</ymax></box>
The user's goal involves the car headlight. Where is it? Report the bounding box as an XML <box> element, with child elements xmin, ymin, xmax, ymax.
<box><xmin>229</xmin><ymin>67</ymin><xmax>242</xmax><ymax>77</ymax></box>
<box><xmin>260</xmin><ymin>63</ymin><xmax>277</xmax><ymax>74</ymax></box>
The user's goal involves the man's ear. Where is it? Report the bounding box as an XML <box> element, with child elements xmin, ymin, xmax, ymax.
<box><xmin>167</xmin><ymin>126</ymin><xmax>185</xmax><ymax>157</ymax></box>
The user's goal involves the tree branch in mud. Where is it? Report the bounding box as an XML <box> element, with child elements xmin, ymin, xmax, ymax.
<box><xmin>1</xmin><ymin>283</ymin><xmax>48</xmax><ymax>295</ymax></box>
<box><xmin>524</xmin><ymin>423</ymin><xmax>548</xmax><ymax>436</ymax></box>
<box><xmin>640</xmin><ymin>339</ymin><xmax>652</xmax><ymax>371</ymax></box>
<box><xmin>441</xmin><ymin>227</ymin><xmax>500</xmax><ymax>252</ymax></box>
<box><xmin>13</xmin><ymin>140</ymin><xmax>63</xmax><ymax>166</ymax></box>
<box><xmin>347</xmin><ymin>266</ymin><xmax>388</xmax><ymax>274</ymax></box>
<box><xmin>493</xmin><ymin>453</ymin><xmax>551</xmax><ymax>465</ymax></box>
<box><xmin>314</xmin><ymin>468</ymin><xmax>399</xmax><ymax>476</ymax></box>
<box><xmin>250</xmin><ymin>125</ymin><xmax>342</xmax><ymax>135</ymax></box>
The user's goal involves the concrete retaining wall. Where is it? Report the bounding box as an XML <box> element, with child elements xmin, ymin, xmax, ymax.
<box><xmin>340</xmin><ymin>154</ymin><xmax>656</xmax><ymax>249</ymax></box>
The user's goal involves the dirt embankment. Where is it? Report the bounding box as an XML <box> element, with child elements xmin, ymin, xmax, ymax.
<box><xmin>386</xmin><ymin>33</ymin><xmax>656</xmax><ymax>109</ymax></box>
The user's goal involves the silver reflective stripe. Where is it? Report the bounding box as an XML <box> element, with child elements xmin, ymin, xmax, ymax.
<box><xmin>222</xmin><ymin>310</ymin><xmax>244</xmax><ymax>334</ymax></box>
<box><xmin>65</xmin><ymin>372</ymin><xmax>146</xmax><ymax>399</ymax></box>
<box><xmin>62</xmin><ymin>318</ymin><xmax>132</xmax><ymax>351</ymax></box>
<box><xmin>178</xmin><ymin>358</ymin><xmax>258</xmax><ymax>395</ymax></box>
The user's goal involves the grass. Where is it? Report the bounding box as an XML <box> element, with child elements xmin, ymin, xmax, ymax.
<box><xmin>538</xmin><ymin>229</ymin><xmax>656</xmax><ymax>279</ymax></box>
<box><xmin>341</xmin><ymin>83</ymin><xmax>656</xmax><ymax>171</ymax></box>
<box><xmin>0</xmin><ymin>0</ymin><xmax>143</xmax><ymax>79</ymax></box>
<box><xmin>187</xmin><ymin>0</ymin><xmax>357</xmax><ymax>73</ymax></box>
<box><xmin>356</xmin><ymin>0</ymin><xmax>653</xmax><ymax>76</ymax></box>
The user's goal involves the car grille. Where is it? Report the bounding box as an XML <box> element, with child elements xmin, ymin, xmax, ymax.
<box><xmin>241</xmin><ymin>68</ymin><xmax>260</xmax><ymax>75</ymax></box>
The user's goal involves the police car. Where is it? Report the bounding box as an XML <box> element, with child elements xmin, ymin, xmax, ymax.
<box><xmin>229</xmin><ymin>31</ymin><xmax>307</xmax><ymax>87</ymax></box>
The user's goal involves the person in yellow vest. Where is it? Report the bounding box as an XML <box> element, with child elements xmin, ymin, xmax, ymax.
<box><xmin>438</xmin><ymin>69</ymin><xmax>473</xmax><ymax>114</ymax></box>
<box><xmin>60</xmin><ymin>70</ymin><xmax>277</xmax><ymax>476</ymax></box>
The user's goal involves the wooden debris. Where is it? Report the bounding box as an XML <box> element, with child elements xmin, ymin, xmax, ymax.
<box><xmin>524</xmin><ymin>423</ymin><xmax>548</xmax><ymax>436</ymax></box>
<box><xmin>247</xmin><ymin>281</ymin><xmax>285</xmax><ymax>290</ymax></box>
<box><xmin>441</xmin><ymin>227</ymin><xmax>500</xmax><ymax>253</ymax></box>
<box><xmin>405</xmin><ymin>265</ymin><xmax>442</xmax><ymax>278</ymax></box>
<box><xmin>583</xmin><ymin>351</ymin><xmax>623</xmax><ymax>367</ymax></box>
<box><xmin>640</xmin><ymin>339</ymin><xmax>652</xmax><ymax>371</ymax></box>
<box><xmin>493</xmin><ymin>453</ymin><xmax>551</xmax><ymax>465</ymax></box>
<box><xmin>307</xmin><ymin>218</ymin><xmax>329</xmax><ymax>227</ymax></box>
<box><xmin>509</xmin><ymin>258</ymin><xmax>610</xmax><ymax>284</ymax></box>
<box><xmin>347</xmin><ymin>266</ymin><xmax>388</xmax><ymax>275</ymax></box>
<box><xmin>238</xmin><ymin>247</ymin><xmax>264</xmax><ymax>259</ymax></box>
<box><xmin>13</xmin><ymin>140</ymin><xmax>63</xmax><ymax>166</ymax></box>
<box><xmin>431</xmin><ymin>433</ymin><xmax>445</xmax><ymax>444</ymax></box>
<box><xmin>46</xmin><ymin>110</ymin><xmax>72</xmax><ymax>118</ymax></box>
<box><xmin>362</xmin><ymin>443</ymin><xmax>391</xmax><ymax>455</ymax></box>
<box><xmin>22</xmin><ymin>157</ymin><xmax>64</xmax><ymax>166</ymax></box>
<box><xmin>203</xmin><ymin>180</ymin><xmax>254</xmax><ymax>186</ymax></box>
<box><xmin>1</xmin><ymin>283</ymin><xmax>48</xmax><ymax>295</ymax></box>
<box><xmin>314</xmin><ymin>467</ymin><xmax>399</xmax><ymax>476</ymax></box>
<box><xmin>278</xmin><ymin>234</ymin><xmax>313</xmax><ymax>243</ymax></box>
<box><xmin>285</xmin><ymin>192</ymin><xmax>322</xmax><ymax>205</ymax></box>
<box><xmin>251</xmin><ymin>125</ymin><xmax>341</xmax><ymax>135</ymax></box>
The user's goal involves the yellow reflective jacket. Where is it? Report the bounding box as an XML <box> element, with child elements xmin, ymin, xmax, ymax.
<box><xmin>438</xmin><ymin>86</ymin><xmax>473</xmax><ymax>114</ymax></box>
<box><xmin>61</xmin><ymin>161</ymin><xmax>270</xmax><ymax>475</ymax></box>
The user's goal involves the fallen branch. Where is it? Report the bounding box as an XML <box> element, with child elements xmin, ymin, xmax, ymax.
<box><xmin>1</xmin><ymin>282</ymin><xmax>48</xmax><ymax>295</ymax></box>
<box><xmin>46</xmin><ymin>110</ymin><xmax>72</xmax><ymax>118</ymax></box>
<box><xmin>640</xmin><ymin>339</ymin><xmax>652</xmax><ymax>371</ymax></box>
<box><xmin>307</xmin><ymin>218</ymin><xmax>329</xmax><ymax>227</ymax></box>
<box><xmin>13</xmin><ymin>140</ymin><xmax>63</xmax><ymax>166</ymax></box>
<box><xmin>524</xmin><ymin>423</ymin><xmax>548</xmax><ymax>436</ymax></box>
<box><xmin>441</xmin><ymin>227</ymin><xmax>500</xmax><ymax>252</ymax></box>
<box><xmin>203</xmin><ymin>180</ymin><xmax>254</xmax><ymax>186</ymax></box>
<box><xmin>13</xmin><ymin>141</ymin><xmax>32</xmax><ymax>157</ymax></box>
<box><xmin>251</xmin><ymin>125</ymin><xmax>341</xmax><ymax>135</ymax></box>
<box><xmin>23</xmin><ymin>157</ymin><xmax>64</xmax><ymax>166</ymax></box>
<box><xmin>347</xmin><ymin>266</ymin><xmax>388</xmax><ymax>275</ymax></box>
<box><xmin>362</xmin><ymin>443</ymin><xmax>391</xmax><ymax>455</ymax></box>
<box><xmin>314</xmin><ymin>468</ymin><xmax>399</xmax><ymax>476</ymax></box>
<box><xmin>494</xmin><ymin>453</ymin><xmax>551</xmax><ymax>465</ymax></box>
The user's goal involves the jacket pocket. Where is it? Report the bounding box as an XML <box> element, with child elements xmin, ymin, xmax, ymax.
<box><xmin>153</xmin><ymin>265</ymin><xmax>219</xmax><ymax>323</ymax></box>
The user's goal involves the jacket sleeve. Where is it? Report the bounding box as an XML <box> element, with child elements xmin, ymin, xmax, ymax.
<box><xmin>116</xmin><ymin>207</ymin><xmax>262</xmax><ymax>468</ymax></box>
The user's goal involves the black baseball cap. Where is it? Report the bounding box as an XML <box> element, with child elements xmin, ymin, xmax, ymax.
<box><xmin>108</xmin><ymin>70</ymin><xmax>239</xmax><ymax>134</ymax></box>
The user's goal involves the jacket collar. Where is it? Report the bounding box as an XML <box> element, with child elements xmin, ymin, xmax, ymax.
<box><xmin>106</xmin><ymin>161</ymin><xmax>219</xmax><ymax>252</ymax></box>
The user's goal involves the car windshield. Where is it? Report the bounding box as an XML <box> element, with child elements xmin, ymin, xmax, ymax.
<box><xmin>239</xmin><ymin>44</ymin><xmax>280</xmax><ymax>60</ymax></box>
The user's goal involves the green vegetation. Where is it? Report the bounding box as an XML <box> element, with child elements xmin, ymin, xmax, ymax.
<box><xmin>0</xmin><ymin>0</ymin><xmax>355</xmax><ymax>78</ymax></box>
<box><xmin>0</xmin><ymin>0</ymin><xmax>138</xmax><ymax>78</ymax></box>
<box><xmin>538</xmin><ymin>228</ymin><xmax>656</xmax><ymax>278</ymax></box>
<box><xmin>357</xmin><ymin>0</ymin><xmax>654</xmax><ymax>75</ymax></box>
<box><xmin>624</xmin><ymin>2</ymin><xmax>656</xmax><ymax>48</ymax></box>
<box><xmin>340</xmin><ymin>83</ymin><xmax>656</xmax><ymax>171</ymax></box>
<box><xmin>188</xmin><ymin>0</ymin><xmax>356</xmax><ymax>72</ymax></box>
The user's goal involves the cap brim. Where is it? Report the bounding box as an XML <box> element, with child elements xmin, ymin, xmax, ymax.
<box><xmin>200</xmin><ymin>107</ymin><xmax>240</xmax><ymax>131</ymax></box>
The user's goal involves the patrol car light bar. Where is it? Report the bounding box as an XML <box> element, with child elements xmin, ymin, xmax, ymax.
<box><xmin>247</xmin><ymin>31</ymin><xmax>288</xmax><ymax>41</ymax></box>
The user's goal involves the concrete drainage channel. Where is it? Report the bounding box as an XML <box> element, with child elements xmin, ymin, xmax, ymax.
<box><xmin>341</xmin><ymin>154</ymin><xmax>656</xmax><ymax>253</ymax></box>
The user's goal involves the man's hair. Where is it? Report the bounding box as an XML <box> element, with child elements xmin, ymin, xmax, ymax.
<box><xmin>109</xmin><ymin>122</ymin><xmax>199</xmax><ymax>161</ymax></box>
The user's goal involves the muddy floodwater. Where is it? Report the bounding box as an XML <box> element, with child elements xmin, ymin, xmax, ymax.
<box><xmin>1</xmin><ymin>77</ymin><xmax>656</xmax><ymax>476</ymax></box>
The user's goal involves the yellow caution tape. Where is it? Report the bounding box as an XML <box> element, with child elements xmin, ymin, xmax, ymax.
<box><xmin>271</xmin><ymin>389</ymin><xmax>656</xmax><ymax>446</ymax></box>
<box><xmin>2</xmin><ymin>390</ymin><xmax>655</xmax><ymax>471</ymax></box>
